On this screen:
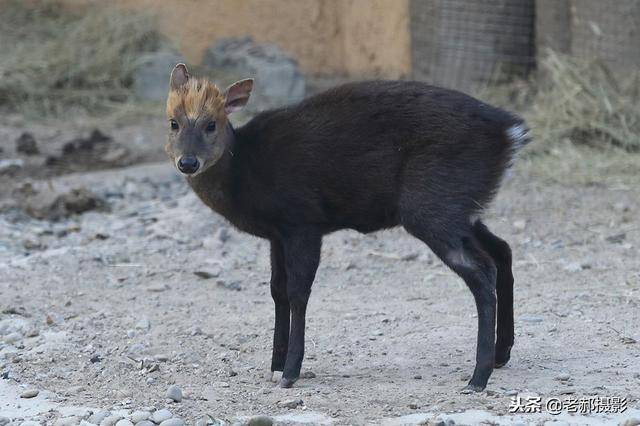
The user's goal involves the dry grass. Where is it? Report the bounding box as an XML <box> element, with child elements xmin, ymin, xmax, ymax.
<box><xmin>0</xmin><ymin>0</ymin><xmax>161</xmax><ymax>117</ymax></box>
<box><xmin>529</xmin><ymin>50</ymin><xmax>640</xmax><ymax>153</ymax></box>
<box><xmin>481</xmin><ymin>51</ymin><xmax>640</xmax><ymax>154</ymax></box>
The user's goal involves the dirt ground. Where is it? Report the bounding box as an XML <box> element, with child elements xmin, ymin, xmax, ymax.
<box><xmin>1</xmin><ymin>120</ymin><xmax>639</xmax><ymax>425</ymax></box>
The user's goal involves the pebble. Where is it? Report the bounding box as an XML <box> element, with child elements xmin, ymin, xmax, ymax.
<box><xmin>100</xmin><ymin>415</ymin><xmax>123</xmax><ymax>426</ymax></box>
<box><xmin>5</xmin><ymin>332</ymin><xmax>23</xmax><ymax>344</ymax></box>
<box><xmin>247</xmin><ymin>416</ymin><xmax>274</xmax><ymax>426</ymax></box>
<box><xmin>194</xmin><ymin>268</ymin><xmax>221</xmax><ymax>279</ymax></box>
<box><xmin>555</xmin><ymin>373</ymin><xmax>571</xmax><ymax>381</ymax></box>
<box><xmin>620</xmin><ymin>419</ymin><xmax>640</xmax><ymax>426</ymax></box>
<box><xmin>79</xmin><ymin>421</ymin><xmax>97</xmax><ymax>426</ymax></box>
<box><xmin>55</xmin><ymin>417</ymin><xmax>81</xmax><ymax>426</ymax></box>
<box><xmin>150</xmin><ymin>409</ymin><xmax>172</xmax><ymax>424</ymax></box>
<box><xmin>135</xmin><ymin>422</ymin><xmax>155</xmax><ymax>426</ymax></box>
<box><xmin>215</xmin><ymin>227</ymin><xmax>230</xmax><ymax>243</ymax></box>
<box><xmin>512</xmin><ymin>219</ymin><xmax>526</xmax><ymax>231</ymax></box>
<box><xmin>20</xmin><ymin>389</ymin><xmax>40</xmax><ymax>398</ymax></box>
<box><xmin>20</xmin><ymin>422</ymin><xmax>41</xmax><ymax>426</ymax></box>
<box><xmin>300</xmin><ymin>370</ymin><xmax>316</xmax><ymax>379</ymax></box>
<box><xmin>159</xmin><ymin>420</ymin><xmax>185</xmax><ymax>426</ymax></box>
<box><xmin>413</xmin><ymin>374</ymin><xmax>423</xmax><ymax>380</ymax></box>
<box><xmin>87</xmin><ymin>411</ymin><xmax>111</xmax><ymax>424</ymax></box>
<box><xmin>129</xmin><ymin>411</ymin><xmax>151</xmax><ymax>423</ymax></box>
<box><xmin>115</xmin><ymin>421</ymin><xmax>134</xmax><ymax>426</ymax></box>
<box><xmin>0</xmin><ymin>417</ymin><xmax>10</xmax><ymax>426</ymax></box>
<box><xmin>562</xmin><ymin>261</ymin><xmax>584</xmax><ymax>272</ymax></box>
<box><xmin>519</xmin><ymin>314</ymin><xmax>544</xmax><ymax>324</ymax></box>
<box><xmin>16</xmin><ymin>132</ymin><xmax>39</xmax><ymax>155</ymax></box>
<box><xmin>165</xmin><ymin>384</ymin><xmax>183</xmax><ymax>402</ymax></box>
<box><xmin>136</xmin><ymin>318</ymin><xmax>151</xmax><ymax>330</ymax></box>
<box><xmin>277</xmin><ymin>398</ymin><xmax>303</xmax><ymax>409</ymax></box>
<box><xmin>216</xmin><ymin>280</ymin><xmax>242</xmax><ymax>291</ymax></box>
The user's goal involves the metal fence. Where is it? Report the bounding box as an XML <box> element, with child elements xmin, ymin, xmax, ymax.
<box><xmin>410</xmin><ymin>0</ymin><xmax>536</xmax><ymax>92</ymax></box>
<box><xmin>410</xmin><ymin>0</ymin><xmax>640</xmax><ymax>91</ymax></box>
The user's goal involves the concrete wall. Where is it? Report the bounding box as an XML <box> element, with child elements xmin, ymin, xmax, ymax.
<box><xmin>66</xmin><ymin>0</ymin><xmax>411</xmax><ymax>78</ymax></box>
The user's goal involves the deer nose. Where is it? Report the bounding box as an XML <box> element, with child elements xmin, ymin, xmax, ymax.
<box><xmin>177</xmin><ymin>156</ymin><xmax>200</xmax><ymax>174</ymax></box>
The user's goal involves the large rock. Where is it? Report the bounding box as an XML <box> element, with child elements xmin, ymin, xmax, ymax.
<box><xmin>134</xmin><ymin>51</ymin><xmax>185</xmax><ymax>101</ymax></box>
<box><xmin>203</xmin><ymin>37</ymin><xmax>306</xmax><ymax>112</ymax></box>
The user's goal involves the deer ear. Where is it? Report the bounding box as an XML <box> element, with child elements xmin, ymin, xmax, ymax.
<box><xmin>170</xmin><ymin>63</ymin><xmax>190</xmax><ymax>90</ymax></box>
<box><xmin>224</xmin><ymin>78</ymin><xmax>253</xmax><ymax>114</ymax></box>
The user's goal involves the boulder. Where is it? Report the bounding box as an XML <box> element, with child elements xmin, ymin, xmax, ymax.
<box><xmin>202</xmin><ymin>37</ymin><xmax>306</xmax><ymax>112</ymax></box>
<box><xmin>134</xmin><ymin>51</ymin><xmax>185</xmax><ymax>101</ymax></box>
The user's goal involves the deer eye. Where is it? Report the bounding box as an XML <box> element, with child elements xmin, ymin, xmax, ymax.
<box><xmin>206</xmin><ymin>121</ymin><xmax>216</xmax><ymax>132</ymax></box>
<box><xmin>170</xmin><ymin>120</ymin><xmax>179</xmax><ymax>131</ymax></box>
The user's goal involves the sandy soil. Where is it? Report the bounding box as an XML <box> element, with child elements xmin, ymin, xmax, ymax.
<box><xmin>1</xmin><ymin>126</ymin><xmax>640</xmax><ymax>425</ymax></box>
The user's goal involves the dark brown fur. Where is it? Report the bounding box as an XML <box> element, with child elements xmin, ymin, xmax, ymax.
<box><xmin>167</xmin><ymin>75</ymin><xmax>530</xmax><ymax>391</ymax></box>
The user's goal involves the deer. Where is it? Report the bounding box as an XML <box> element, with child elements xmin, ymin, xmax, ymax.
<box><xmin>164</xmin><ymin>63</ymin><xmax>530</xmax><ymax>392</ymax></box>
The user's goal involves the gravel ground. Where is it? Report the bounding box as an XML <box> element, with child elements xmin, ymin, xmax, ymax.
<box><xmin>1</xmin><ymin>141</ymin><xmax>640</xmax><ymax>425</ymax></box>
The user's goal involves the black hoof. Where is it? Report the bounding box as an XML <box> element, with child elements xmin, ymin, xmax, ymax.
<box><xmin>461</xmin><ymin>383</ymin><xmax>485</xmax><ymax>394</ymax></box>
<box><xmin>495</xmin><ymin>346</ymin><xmax>512</xmax><ymax>368</ymax></box>
<box><xmin>278</xmin><ymin>377</ymin><xmax>297</xmax><ymax>388</ymax></box>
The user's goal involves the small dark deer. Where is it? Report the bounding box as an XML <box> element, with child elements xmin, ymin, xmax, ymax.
<box><xmin>165</xmin><ymin>64</ymin><xmax>530</xmax><ymax>392</ymax></box>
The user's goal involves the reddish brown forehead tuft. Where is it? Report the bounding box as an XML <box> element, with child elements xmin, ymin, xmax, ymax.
<box><xmin>166</xmin><ymin>77</ymin><xmax>226</xmax><ymax>120</ymax></box>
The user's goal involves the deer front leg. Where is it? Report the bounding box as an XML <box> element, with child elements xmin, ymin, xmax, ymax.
<box><xmin>277</xmin><ymin>228</ymin><xmax>321</xmax><ymax>388</ymax></box>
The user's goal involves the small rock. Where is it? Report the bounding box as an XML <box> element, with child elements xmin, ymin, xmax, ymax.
<box><xmin>88</xmin><ymin>411</ymin><xmax>111</xmax><ymax>424</ymax></box>
<box><xmin>620</xmin><ymin>419</ymin><xmax>640</xmax><ymax>426</ymax></box>
<box><xmin>408</xmin><ymin>403</ymin><xmax>419</xmax><ymax>409</ymax></box>
<box><xmin>135</xmin><ymin>422</ymin><xmax>155</xmax><ymax>426</ymax></box>
<box><xmin>165</xmin><ymin>384</ymin><xmax>183</xmax><ymax>402</ymax></box>
<box><xmin>300</xmin><ymin>370</ymin><xmax>316</xmax><ymax>379</ymax></box>
<box><xmin>519</xmin><ymin>314</ymin><xmax>543</xmax><ymax>324</ymax></box>
<box><xmin>606</xmin><ymin>233</ymin><xmax>626</xmax><ymax>244</ymax></box>
<box><xmin>115</xmin><ymin>420</ymin><xmax>134</xmax><ymax>426</ymax></box>
<box><xmin>0</xmin><ymin>417</ymin><xmax>10</xmax><ymax>426</ymax></box>
<box><xmin>277</xmin><ymin>398</ymin><xmax>303</xmax><ymax>409</ymax></box>
<box><xmin>16</xmin><ymin>132</ymin><xmax>39</xmax><ymax>155</ymax></box>
<box><xmin>150</xmin><ymin>409</ymin><xmax>172</xmax><ymax>424</ymax></box>
<box><xmin>215</xmin><ymin>227</ymin><xmax>230</xmax><ymax>243</ymax></box>
<box><xmin>20</xmin><ymin>389</ymin><xmax>39</xmax><ymax>398</ymax></box>
<box><xmin>555</xmin><ymin>373</ymin><xmax>571</xmax><ymax>381</ymax></box>
<box><xmin>100</xmin><ymin>415</ymin><xmax>123</xmax><ymax>426</ymax></box>
<box><xmin>216</xmin><ymin>280</ymin><xmax>242</xmax><ymax>291</ymax></box>
<box><xmin>512</xmin><ymin>219</ymin><xmax>526</xmax><ymax>231</ymax></box>
<box><xmin>194</xmin><ymin>268</ymin><xmax>220</xmax><ymax>279</ymax></box>
<box><xmin>21</xmin><ymin>422</ymin><xmax>42</xmax><ymax>426</ymax></box>
<box><xmin>413</xmin><ymin>374</ymin><xmax>423</xmax><ymax>380</ymax></box>
<box><xmin>562</xmin><ymin>261</ymin><xmax>584</xmax><ymax>273</ymax></box>
<box><xmin>79</xmin><ymin>421</ymin><xmax>95</xmax><ymax>426</ymax></box>
<box><xmin>159</xmin><ymin>420</ymin><xmax>184</xmax><ymax>426</ymax></box>
<box><xmin>247</xmin><ymin>415</ymin><xmax>274</xmax><ymax>426</ymax></box>
<box><xmin>0</xmin><ymin>158</ymin><xmax>24</xmax><ymax>173</ymax></box>
<box><xmin>55</xmin><ymin>417</ymin><xmax>81</xmax><ymax>426</ymax></box>
<box><xmin>4</xmin><ymin>332</ymin><xmax>23</xmax><ymax>344</ymax></box>
<box><xmin>129</xmin><ymin>411</ymin><xmax>151</xmax><ymax>423</ymax></box>
<box><xmin>135</xmin><ymin>318</ymin><xmax>151</xmax><ymax>330</ymax></box>
<box><xmin>90</xmin><ymin>354</ymin><xmax>102</xmax><ymax>363</ymax></box>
